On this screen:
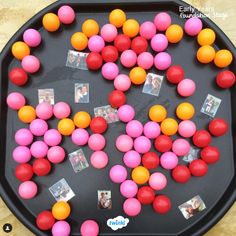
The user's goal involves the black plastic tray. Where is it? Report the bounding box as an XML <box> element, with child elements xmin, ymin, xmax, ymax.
<box><xmin>0</xmin><ymin>0</ymin><xmax>236</xmax><ymax>235</ymax></box>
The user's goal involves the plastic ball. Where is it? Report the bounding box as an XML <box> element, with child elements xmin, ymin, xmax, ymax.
<box><xmin>108</xmin><ymin>90</ymin><xmax>126</xmax><ymax>108</ymax></box>
<box><xmin>154</xmin><ymin>52</ymin><xmax>171</xmax><ymax>70</ymax></box>
<box><xmin>101</xmin><ymin>62</ymin><xmax>119</xmax><ymax>80</ymax></box>
<box><xmin>15</xmin><ymin>163</ymin><xmax>33</xmax><ymax>182</ymax></box>
<box><xmin>201</xmin><ymin>146</ymin><xmax>220</xmax><ymax>164</ymax></box>
<box><xmin>192</xmin><ymin>130</ymin><xmax>212</xmax><ymax>148</ymax></box>
<box><xmin>177</xmin><ymin>79</ymin><xmax>196</xmax><ymax>97</ymax></box>
<box><xmin>214</xmin><ymin>49</ymin><xmax>233</xmax><ymax>68</ymax></box>
<box><xmin>166</xmin><ymin>65</ymin><xmax>184</xmax><ymax>84</ymax></box>
<box><xmin>160</xmin><ymin>152</ymin><xmax>178</xmax><ymax>170</ymax></box>
<box><xmin>23</xmin><ymin>29</ymin><xmax>41</xmax><ymax>47</ymax></box>
<box><xmin>109</xmin><ymin>9</ymin><xmax>126</xmax><ymax>28</ymax></box>
<box><xmin>7</xmin><ymin>92</ymin><xmax>26</xmax><ymax>110</ymax></box>
<box><xmin>197</xmin><ymin>45</ymin><xmax>215</xmax><ymax>64</ymax></box>
<box><xmin>142</xmin><ymin>152</ymin><xmax>159</xmax><ymax>169</ymax></box>
<box><xmin>197</xmin><ymin>28</ymin><xmax>216</xmax><ymax>46</ymax></box>
<box><xmin>154</xmin><ymin>12</ymin><xmax>171</xmax><ymax>31</ymax></box>
<box><xmin>88</xmin><ymin>134</ymin><xmax>106</xmax><ymax>151</ymax></box>
<box><xmin>82</xmin><ymin>19</ymin><xmax>99</xmax><ymax>37</ymax></box>
<box><xmin>123</xmin><ymin>198</ymin><xmax>141</xmax><ymax>217</ymax></box>
<box><xmin>123</xmin><ymin>150</ymin><xmax>141</xmax><ymax>168</ymax></box>
<box><xmin>118</xmin><ymin>104</ymin><xmax>135</xmax><ymax>122</ymax></box>
<box><xmin>172</xmin><ymin>165</ymin><xmax>191</xmax><ymax>183</ymax></box>
<box><xmin>71</xmin><ymin>32</ymin><xmax>88</xmax><ymax>51</ymax></box>
<box><xmin>151</xmin><ymin>34</ymin><xmax>168</xmax><ymax>52</ymax></box>
<box><xmin>161</xmin><ymin>118</ymin><xmax>178</xmax><ymax>136</ymax></box>
<box><xmin>22</xmin><ymin>55</ymin><xmax>40</xmax><ymax>73</ymax></box>
<box><xmin>88</xmin><ymin>35</ymin><xmax>105</xmax><ymax>53</ymax></box>
<box><xmin>165</xmin><ymin>24</ymin><xmax>183</xmax><ymax>43</ymax></box>
<box><xmin>53</xmin><ymin>102</ymin><xmax>71</xmax><ymax>119</ymax></box>
<box><xmin>189</xmin><ymin>159</ymin><xmax>208</xmax><ymax>177</ymax></box>
<box><xmin>172</xmin><ymin>138</ymin><xmax>190</xmax><ymax>156</ymax></box>
<box><xmin>208</xmin><ymin>118</ymin><xmax>228</xmax><ymax>136</ymax></box>
<box><xmin>149</xmin><ymin>172</ymin><xmax>167</xmax><ymax>190</ymax></box>
<box><xmin>140</xmin><ymin>21</ymin><xmax>156</xmax><ymax>39</ymax></box>
<box><xmin>131</xmin><ymin>166</ymin><xmax>150</xmax><ymax>185</ymax></box>
<box><xmin>58</xmin><ymin>5</ymin><xmax>75</xmax><ymax>24</ymax></box>
<box><xmin>90</xmin><ymin>151</ymin><xmax>108</xmax><ymax>169</ymax></box>
<box><xmin>9</xmin><ymin>67</ymin><xmax>28</xmax><ymax>86</ymax></box>
<box><xmin>137</xmin><ymin>186</ymin><xmax>155</xmax><ymax>205</ymax></box>
<box><xmin>116</xmin><ymin>134</ymin><xmax>133</xmax><ymax>152</ymax></box>
<box><xmin>216</xmin><ymin>70</ymin><xmax>235</xmax><ymax>89</ymax></box>
<box><xmin>30</xmin><ymin>119</ymin><xmax>48</xmax><ymax>136</ymax></box>
<box><xmin>120</xmin><ymin>49</ymin><xmax>137</xmax><ymax>68</ymax></box>
<box><xmin>178</xmin><ymin>120</ymin><xmax>196</xmax><ymax>138</ymax></box>
<box><xmin>126</xmin><ymin>120</ymin><xmax>143</xmax><ymax>138</ymax></box>
<box><xmin>52</xmin><ymin>201</ymin><xmax>71</xmax><ymax>220</ymax></box>
<box><xmin>42</xmin><ymin>13</ymin><xmax>60</xmax><ymax>32</ymax></box>
<box><xmin>123</xmin><ymin>19</ymin><xmax>140</xmax><ymax>38</ymax></box>
<box><xmin>149</xmin><ymin>105</ymin><xmax>167</xmax><ymax>122</ymax></box>
<box><xmin>131</xmin><ymin>36</ymin><xmax>148</xmax><ymax>54</ymax></box>
<box><xmin>120</xmin><ymin>180</ymin><xmax>138</xmax><ymax>198</ymax></box>
<box><xmin>184</xmin><ymin>17</ymin><xmax>202</xmax><ymax>36</ymax></box>
<box><xmin>13</xmin><ymin>146</ymin><xmax>31</xmax><ymax>163</ymax></box>
<box><xmin>176</xmin><ymin>102</ymin><xmax>195</xmax><ymax>120</ymax></box>
<box><xmin>36</xmin><ymin>102</ymin><xmax>53</xmax><ymax>120</ymax></box>
<box><xmin>44</xmin><ymin>129</ymin><xmax>62</xmax><ymax>146</ymax></box>
<box><xmin>109</xmin><ymin>165</ymin><xmax>127</xmax><ymax>183</ymax></box>
<box><xmin>71</xmin><ymin>128</ymin><xmax>89</xmax><ymax>146</ymax></box>
<box><xmin>143</xmin><ymin>121</ymin><xmax>160</xmax><ymax>139</ymax></box>
<box><xmin>33</xmin><ymin>158</ymin><xmax>51</xmax><ymax>176</ymax></box>
<box><xmin>73</xmin><ymin>111</ymin><xmax>91</xmax><ymax>129</ymax></box>
<box><xmin>101</xmin><ymin>24</ymin><xmax>118</xmax><ymax>42</ymax></box>
<box><xmin>129</xmin><ymin>66</ymin><xmax>146</xmax><ymax>85</ymax></box>
<box><xmin>137</xmin><ymin>52</ymin><xmax>154</xmax><ymax>70</ymax></box>
<box><xmin>154</xmin><ymin>135</ymin><xmax>172</xmax><ymax>153</ymax></box>
<box><xmin>114</xmin><ymin>74</ymin><xmax>131</xmax><ymax>91</ymax></box>
<box><xmin>30</xmin><ymin>141</ymin><xmax>48</xmax><ymax>158</ymax></box>
<box><xmin>134</xmin><ymin>136</ymin><xmax>151</xmax><ymax>154</ymax></box>
<box><xmin>80</xmin><ymin>220</ymin><xmax>99</xmax><ymax>236</ymax></box>
<box><xmin>101</xmin><ymin>45</ymin><xmax>118</xmax><ymax>63</ymax></box>
<box><xmin>18</xmin><ymin>105</ymin><xmax>36</xmax><ymax>123</ymax></box>
<box><xmin>18</xmin><ymin>181</ymin><xmax>37</xmax><ymax>199</ymax></box>
<box><xmin>11</xmin><ymin>41</ymin><xmax>30</xmax><ymax>60</ymax></box>
<box><xmin>153</xmin><ymin>195</ymin><xmax>171</xmax><ymax>214</ymax></box>
<box><xmin>114</xmin><ymin>34</ymin><xmax>131</xmax><ymax>52</ymax></box>
<box><xmin>90</xmin><ymin>117</ymin><xmax>107</xmax><ymax>134</ymax></box>
<box><xmin>58</xmin><ymin>118</ymin><xmax>75</xmax><ymax>136</ymax></box>
<box><xmin>36</xmin><ymin>211</ymin><xmax>55</xmax><ymax>231</ymax></box>
<box><xmin>47</xmin><ymin>146</ymin><xmax>65</xmax><ymax>164</ymax></box>
<box><xmin>86</xmin><ymin>52</ymin><xmax>103</xmax><ymax>70</ymax></box>
<box><xmin>52</xmin><ymin>221</ymin><xmax>71</xmax><ymax>236</ymax></box>
<box><xmin>15</xmin><ymin>128</ymin><xmax>33</xmax><ymax>146</ymax></box>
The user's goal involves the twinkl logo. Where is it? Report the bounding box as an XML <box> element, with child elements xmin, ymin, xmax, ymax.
<box><xmin>107</xmin><ymin>216</ymin><xmax>129</xmax><ymax>231</ymax></box>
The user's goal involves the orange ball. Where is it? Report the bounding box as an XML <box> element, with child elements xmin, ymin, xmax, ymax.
<box><xmin>58</xmin><ymin>118</ymin><xmax>75</xmax><ymax>136</ymax></box>
<box><xmin>82</xmin><ymin>19</ymin><xmax>99</xmax><ymax>38</ymax></box>
<box><xmin>161</xmin><ymin>118</ymin><xmax>178</xmax><ymax>136</ymax></box>
<box><xmin>197</xmin><ymin>28</ymin><xmax>216</xmax><ymax>46</ymax></box>
<box><xmin>197</xmin><ymin>45</ymin><xmax>215</xmax><ymax>64</ymax></box>
<box><xmin>73</xmin><ymin>111</ymin><xmax>91</xmax><ymax>128</ymax></box>
<box><xmin>122</xmin><ymin>19</ymin><xmax>140</xmax><ymax>38</ymax></box>
<box><xmin>18</xmin><ymin>105</ymin><xmax>36</xmax><ymax>124</ymax></box>
<box><xmin>109</xmin><ymin>9</ymin><xmax>126</xmax><ymax>28</ymax></box>
<box><xmin>71</xmin><ymin>32</ymin><xmax>88</xmax><ymax>51</ymax></box>
<box><xmin>149</xmin><ymin>105</ymin><xmax>167</xmax><ymax>122</ymax></box>
<box><xmin>52</xmin><ymin>201</ymin><xmax>71</xmax><ymax>220</ymax></box>
<box><xmin>165</xmin><ymin>24</ymin><xmax>183</xmax><ymax>43</ymax></box>
<box><xmin>129</xmin><ymin>67</ymin><xmax>146</xmax><ymax>85</ymax></box>
<box><xmin>132</xmin><ymin>166</ymin><xmax>150</xmax><ymax>185</ymax></box>
<box><xmin>214</xmin><ymin>49</ymin><xmax>233</xmax><ymax>68</ymax></box>
<box><xmin>11</xmin><ymin>41</ymin><xmax>30</xmax><ymax>60</ymax></box>
<box><xmin>42</xmin><ymin>13</ymin><xmax>60</xmax><ymax>32</ymax></box>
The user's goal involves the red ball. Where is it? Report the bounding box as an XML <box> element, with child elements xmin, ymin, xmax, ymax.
<box><xmin>86</xmin><ymin>52</ymin><xmax>103</xmax><ymax>70</ymax></box>
<box><xmin>216</xmin><ymin>70</ymin><xmax>235</xmax><ymax>89</ymax></box>
<box><xmin>101</xmin><ymin>45</ymin><xmax>119</xmax><ymax>62</ymax></box>
<box><xmin>192</xmin><ymin>130</ymin><xmax>212</xmax><ymax>148</ymax></box>
<box><xmin>131</xmin><ymin>36</ymin><xmax>148</xmax><ymax>54</ymax></box>
<box><xmin>114</xmin><ymin>34</ymin><xmax>131</xmax><ymax>52</ymax></box>
<box><xmin>15</xmin><ymin>163</ymin><xmax>34</xmax><ymax>182</ymax></box>
<box><xmin>142</xmin><ymin>152</ymin><xmax>159</xmax><ymax>169</ymax></box>
<box><xmin>108</xmin><ymin>90</ymin><xmax>126</xmax><ymax>108</ymax></box>
<box><xmin>172</xmin><ymin>165</ymin><xmax>191</xmax><ymax>183</ymax></box>
<box><xmin>154</xmin><ymin>135</ymin><xmax>172</xmax><ymax>153</ymax></box>
<box><xmin>33</xmin><ymin>158</ymin><xmax>51</xmax><ymax>176</ymax></box>
<box><xmin>153</xmin><ymin>195</ymin><xmax>171</xmax><ymax>214</ymax></box>
<box><xmin>166</xmin><ymin>65</ymin><xmax>184</xmax><ymax>84</ymax></box>
<box><xmin>189</xmin><ymin>159</ymin><xmax>208</xmax><ymax>177</ymax></box>
<box><xmin>137</xmin><ymin>186</ymin><xmax>155</xmax><ymax>205</ymax></box>
<box><xmin>208</xmin><ymin>118</ymin><xmax>228</xmax><ymax>137</ymax></box>
<box><xmin>9</xmin><ymin>68</ymin><xmax>28</xmax><ymax>86</ymax></box>
<box><xmin>90</xmin><ymin>117</ymin><xmax>108</xmax><ymax>134</ymax></box>
<box><xmin>36</xmin><ymin>211</ymin><xmax>55</xmax><ymax>231</ymax></box>
<box><xmin>201</xmin><ymin>146</ymin><xmax>220</xmax><ymax>164</ymax></box>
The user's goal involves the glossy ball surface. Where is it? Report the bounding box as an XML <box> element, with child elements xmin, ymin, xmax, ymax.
<box><xmin>208</xmin><ymin>118</ymin><xmax>228</xmax><ymax>137</ymax></box>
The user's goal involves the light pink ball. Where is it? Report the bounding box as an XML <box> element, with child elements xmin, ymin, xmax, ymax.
<box><xmin>118</xmin><ymin>105</ymin><xmax>135</xmax><ymax>123</ymax></box>
<box><xmin>140</xmin><ymin>21</ymin><xmax>156</xmax><ymax>40</ymax></box>
<box><xmin>53</xmin><ymin>102</ymin><xmax>71</xmax><ymax>119</ymax></box>
<box><xmin>120</xmin><ymin>180</ymin><xmax>138</xmax><ymax>198</ymax></box>
<box><xmin>172</xmin><ymin>138</ymin><xmax>190</xmax><ymax>156</ymax></box>
<box><xmin>143</xmin><ymin>121</ymin><xmax>161</xmax><ymax>139</ymax></box>
<box><xmin>15</xmin><ymin>128</ymin><xmax>33</xmax><ymax>146</ymax></box>
<box><xmin>123</xmin><ymin>198</ymin><xmax>141</xmax><ymax>217</ymax></box>
<box><xmin>134</xmin><ymin>136</ymin><xmax>151</xmax><ymax>154</ymax></box>
<box><xmin>184</xmin><ymin>17</ymin><xmax>203</xmax><ymax>36</ymax></box>
<box><xmin>57</xmin><ymin>5</ymin><xmax>75</xmax><ymax>24</ymax></box>
<box><xmin>177</xmin><ymin>78</ymin><xmax>196</xmax><ymax>97</ymax></box>
<box><xmin>47</xmin><ymin>146</ymin><xmax>65</xmax><ymax>164</ymax></box>
<box><xmin>154</xmin><ymin>12</ymin><xmax>172</xmax><ymax>31</ymax></box>
<box><xmin>22</xmin><ymin>55</ymin><xmax>40</xmax><ymax>73</ymax></box>
<box><xmin>7</xmin><ymin>92</ymin><xmax>26</xmax><ymax>110</ymax></box>
<box><xmin>88</xmin><ymin>35</ymin><xmax>105</xmax><ymax>53</ymax></box>
<box><xmin>80</xmin><ymin>220</ymin><xmax>99</xmax><ymax>236</ymax></box>
<box><xmin>88</xmin><ymin>134</ymin><xmax>106</xmax><ymax>151</ymax></box>
<box><xmin>149</xmin><ymin>172</ymin><xmax>167</xmax><ymax>190</ymax></box>
<box><xmin>18</xmin><ymin>181</ymin><xmax>37</xmax><ymax>199</ymax></box>
<box><xmin>44</xmin><ymin>129</ymin><xmax>62</xmax><ymax>146</ymax></box>
<box><xmin>36</xmin><ymin>102</ymin><xmax>53</xmax><ymax>120</ymax></box>
<box><xmin>90</xmin><ymin>151</ymin><xmax>108</xmax><ymax>169</ymax></box>
<box><xmin>160</xmin><ymin>151</ymin><xmax>178</xmax><ymax>170</ymax></box>
<box><xmin>109</xmin><ymin>165</ymin><xmax>127</xmax><ymax>183</ymax></box>
<box><xmin>154</xmin><ymin>52</ymin><xmax>172</xmax><ymax>70</ymax></box>
<box><xmin>137</xmin><ymin>52</ymin><xmax>154</xmax><ymax>70</ymax></box>
<box><xmin>120</xmin><ymin>50</ymin><xmax>137</xmax><ymax>68</ymax></box>
<box><xmin>178</xmin><ymin>120</ymin><xmax>196</xmax><ymax>138</ymax></box>
<box><xmin>126</xmin><ymin>120</ymin><xmax>143</xmax><ymax>138</ymax></box>
<box><xmin>151</xmin><ymin>34</ymin><xmax>168</xmax><ymax>52</ymax></box>
<box><xmin>29</xmin><ymin>119</ymin><xmax>48</xmax><ymax>136</ymax></box>
<box><xmin>23</xmin><ymin>29</ymin><xmax>41</xmax><ymax>47</ymax></box>
<box><xmin>116</xmin><ymin>134</ymin><xmax>133</xmax><ymax>152</ymax></box>
<box><xmin>123</xmin><ymin>150</ymin><xmax>141</xmax><ymax>168</ymax></box>
<box><xmin>100</xmin><ymin>23</ymin><xmax>118</xmax><ymax>42</ymax></box>
<box><xmin>30</xmin><ymin>141</ymin><xmax>48</xmax><ymax>158</ymax></box>
<box><xmin>13</xmin><ymin>146</ymin><xmax>31</xmax><ymax>163</ymax></box>
<box><xmin>52</xmin><ymin>221</ymin><xmax>71</xmax><ymax>236</ymax></box>
<box><xmin>114</xmin><ymin>74</ymin><xmax>131</xmax><ymax>91</ymax></box>
<box><xmin>72</xmin><ymin>128</ymin><xmax>89</xmax><ymax>146</ymax></box>
<box><xmin>102</xmin><ymin>62</ymin><xmax>119</xmax><ymax>80</ymax></box>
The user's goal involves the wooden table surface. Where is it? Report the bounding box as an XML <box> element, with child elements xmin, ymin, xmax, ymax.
<box><xmin>0</xmin><ymin>0</ymin><xmax>235</xmax><ymax>235</ymax></box>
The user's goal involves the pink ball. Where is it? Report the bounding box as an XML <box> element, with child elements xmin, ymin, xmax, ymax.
<box><xmin>100</xmin><ymin>24</ymin><xmax>118</xmax><ymax>42</ymax></box>
<box><xmin>18</xmin><ymin>181</ymin><xmax>37</xmax><ymax>199</ymax></box>
<box><xmin>13</xmin><ymin>146</ymin><xmax>31</xmax><ymax>163</ymax></box>
<box><xmin>29</xmin><ymin>119</ymin><xmax>48</xmax><ymax>136</ymax></box>
<box><xmin>118</xmin><ymin>105</ymin><xmax>135</xmax><ymax>123</ymax></box>
<box><xmin>23</xmin><ymin>29</ymin><xmax>41</xmax><ymax>47</ymax></box>
<box><xmin>22</xmin><ymin>55</ymin><xmax>40</xmax><ymax>73</ymax></box>
<box><xmin>126</xmin><ymin>120</ymin><xmax>143</xmax><ymax>138</ymax></box>
<box><xmin>137</xmin><ymin>52</ymin><xmax>154</xmax><ymax>70</ymax></box>
<box><xmin>123</xmin><ymin>150</ymin><xmax>141</xmax><ymax>168</ymax></box>
<box><xmin>160</xmin><ymin>152</ymin><xmax>178</xmax><ymax>170</ymax></box>
<box><xmin>72</xmin><ymin>128</ymin><xmax>89</xmax><ymax>146</ymax></box>
<box><xmin>116</xmin><ymin>134</ymin><xmax>133</xmax><ymax>152</ymax></box>
<box><xmin>88</xmin><ymin>134</ymin><xmax>106</xmax><ymax>151</ymax></box>
<box><xmin>140</xmin><ymin>21</ymin><xmax>156</xmax><ymax>40</ymax></box>
<box><xmin>36</xmin><ymin>102</ymin><xmax>53</xmax><ymax>120</ymax></box>
<box><xmin>57</xmin><ymin>5</ymin><xmax>75</xmax><ymax>25</ymax></box>
<box><xmin>53</xmin><ymin>102</ymin><xmax>71</xmax><ymax>119</ymax></box>
<box><xmin>15</xmin><ymin>128</ymin><xmax>33</xmax><ymax>146</ymax></box>
<box><xmin>101</xmin><ymin>62</ymin><xmax>119</xmax><ymax>80</ymax></box>
<box><xmin>47</xmin><ymin>146</ymin><xmax>65</xmax><ymax>164</ymax></box>
<box><xmin>80</xmin><ymin>220</ymin><xmax>99</xmax><ymax>236</ymax></box>
<box><xmin>7</xmin><ymin>92</ymin><xmax>26</xmax><ymax>110</ymax></box>
<box><xmin>90</xmin><ymin>151</ymin><xmax>108</xmax><ymax>169</ymax></box>
<box><xmin>154</xmin><ymin>12</ymin><xmax>172</xmax><ymax>31</ymax></box>
<box><xmin>44</xmin><ymin>129</ymin><xmax>62</xmax><ymax>146</ymax></box>
<box><xmin>149</xmin><ymin>172</ymin><xmax>167</xmax><ymax>190</ymax></box>
<box><xmin>30</xmin><ymin>141</ymin><xmax>48</xmax><ymax>158</ymax></box>
<box><xmin>134</xmin><ymin>136</ymin><xmax>151</xmax><ymax>154</ymax></box>
<box><xmin>178</xmin><ymin>120</ymin><xmax>196</xmax><ymax>138</ymax></box>
<box><xmin>120</xmin><ymin>180</ymin><xmax>138</xmax><ymax>198</ymax></box>
<box><xmin>184</xmin><ymin>17</ymin><xmax>203</xmax><ymax>36</ymax></box>
<box><xmin>177</xmin><ymin>78</ymin><xmax>196</xmax><ymax>97</ymax></box>
<box><xmin>123</xmin><ymin>198</ymin><xmax>141</xmax><ymax>217</ymax></box>
<box><xmin>143</xmin><ymin>121</ymin><xmax>161</xmax><ymax>139</ymax></box>
<box><xmin>52</xmin><ymin>221</ymin><xmax>71</xmax><ymax>236</ymax></box>
<box><xmin>154</xmin><ymin>52</ymin><xmax>172</xmax><ymax>70</ymax></box>
<box><xmin>120</xmin><ymin>50</ymin><xmax>137</xmax><ymax>68</ymax></box>
<box><xmin>88</xmin><ymin>35</ymin><xmax>105</xmax><ymax>53</ymax></box>
<box><xmin>172</xmin><ymin>138</ymin><xmax>190</xmax><ymax>156</ymax></box>
<box><xmin>109</xmin><ymin>165</ymin><xmax>127</xmax><ymax>183</ymax></box>
<box><xmin>114</xmin><ymin>74</ymin><xmax>131</xmax><ymax>91</ymax></box>
<box><xmin>151</xmin><ymin>34</ymin><xmax>168</xmax><ymax>52</ymax></box>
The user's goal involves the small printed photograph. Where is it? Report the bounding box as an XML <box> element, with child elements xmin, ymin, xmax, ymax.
<box><xmin>183</xmin><ymin>147</ymin><xmax>199</xmax><ymax>163</ymax></box>
<box><xmin>98</xmin><ymin>190</ymin><xmax>112</xmax><ymax>210</ymax></box>
<box><xmin>74</xmin><ymin>83</ymin><xmax>89</xmax><ymax>103</ymax></box>
<box><xmin>49</xmin><ymin>178</ymin><xmax>75</xmax><ymax>202</ymax></box>
<box><xmin>201</xmin><ymin>94</ymin><xmax>221</xmax><ymax>117</ymax></box>
<box><xmin>142</xmin><ymin>73</ymin><xmax>164</xmax><ymax>97</ymax></box>
<box><xmin>66</xmin><ymin>50</ymin><xmax>88</xmax><ymax>70</ymax></box>
<box><xmin>179</xmin><ymin>195</ymin><xmax>206</xmax><ymax>220</ymax></box>
<box><xmin>69</xmin><ymin>149</ymin><xmax>89</xmax><ymax>173</ymax></box>
<box><xmin>94</xmin><ymin>105</ymin><xmax>119</xmax><ymax>124</ymax></box>
<box><xmin>38</xmin><ymin>88</ymin><xmax>55</xmax><ymax>105</ymax></box>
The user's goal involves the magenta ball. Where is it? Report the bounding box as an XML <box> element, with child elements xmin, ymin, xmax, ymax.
<box><xmin>30</xmin><ymin>141</ymin><xmax>48</xmax><ymax>158</ymax></box>
<box><xmin>149</xmin><ymin>172</ymin><xmax>167</xmax><ymax>190</ymax></box>
<box><xmin>88</xmin><ymin>35</ymin><xmax>105</xmax><ymax>53</ymax></box>
<box><xmin>116</xmin><ymin>134</ymin><xmax>133</xmax><ymax>152</ymax></box>
<box><xmin>140</xmin><ymin>21</ymin><xmax>156</xmax><ymax>40</ymax></box>
<box><xmin>143</xmin><ymin>121</ymin><xmax>161</xmax><ymax>139</ymax></box>
<box><xmin>177</xmin><ymin>78</ymin><xmax>196</xmax><ymax>97</ymax></box>
<box><xmin>72</xmin><ymin>128</ymin><xmax>89</xmax><ymax>146</ymax></box>
<box><xmin>15</xmin><ymin>128</ymin><xmax>33</xmax><ymax>146</ymax></box>
<box><xmin>23</xmin><ymin>29</ymin><xmax>41</xmax><ymax>47</ymax></box>
<box><xmin>29</xmin><ymin>119</ymin><xmax>48</xmax><ymax>136</ymax></box>
<box><xmin>154</xmin><ymin>12</ymin><xmax>172</xmax><ymax>31</ymax></box>
<box><xmin>47</xmin><ymin>146</ymin><xmax>65</xmax><ymax>164</ymax></box>
<box><xmin>184</xmin><ymin>17</ymin><xmax>203</xmax><ymax>36</ymax></box>
<box><xmin>100</xmin><ymin>23</ymin><xmax>118</xmax><ymax>42</ymax></box>
<box><xmin>13</xmin><ymin>146</ymin><xmax>31</xmax><ymax>163</ymax></box>
<box><xmin>7</xmin><ymin>92</ymin><xmax>26</xmax><ymax>110</ymax></box>
<box><xmin>178</xmin><ymin>120</ymin><xmax>196</xmax><ymax>138</ymax></box>
<box><xmin>102</xmin><ymin>62</ymin><xmax>119</xmax><ymax>80</ymax></box>
<box><xmin>120</xmin><ymin>50</ymin><xmax>137</xmax><ymax>68</ymax></box>
<box><xmin>88</xmin><ymin>134</ymin><xmax>106</xmax><ymax>151</ymax></box>
<box><xmin>90</xmin><ymin>151</ymin><xmax>108</xmax><ymax>169</ymax></box>
<box><xmin>52</xmin><ymin>221</ymin><xmax>71</xmax><ymax>236</ymax></box>
<box><xmin>109</xmin><ymin>165</ymin><xmax>127</xmax><ymax>183</ymax></box>
<box><xmin>151</xmin><ymin>34</ymin><xmax>168</xmax><ymax>52</ymax></box>
<box><xmin>22</xmin><ymin>55</ymin><xmax>40</xmax><ymax>73</ymax></box>
<box><xmin>44</xmin><ymin>129</ymin><xmax>62</xmax><ymax>146</ymax></box>
<box><xmin>18</xmin><ymin>181</ymin><xmax>37</xmax><ymax>199</ymax></box>
<box><xmin>123</xmin><ymin>150</ymin><xmax>141</xmax><ymax>168</ymax></box>
<box><xmin>36</xmin><ymin>102</ymin><xmax>53</xmax><ymax>120</ymax></box>
<box><xmin>134</xmin><ymin>136</ymin><xmax>151</xmax><ymax>154</ymax></box>
<box><xmin>160</xmin><ymin>152</ymin><xmax>178</xmax><ymax>170</ymax></box>
<box><xmin>126</xmin><ymin>120</ymin><xmax>143</xmax><ymax>138</ymax></box>
<box><xmin>137</xmin><ymin>52</ymin><xmax>154</xmax><ymax>70</ymax></box>
<box><xmin>118</xmin><ymin>105</ymin><xmax>135</xmax><ymax>123</ymax></box>
<box><xmin>172</xmin><ymin>138</ymin><xmax>190</xmax><ymax>156</ymax></box>
<box><xmin>80</xmin><ymin>220</ymin><xmax>99</xmax><ymax>236</ymax></box>
<box><xmin>120</xmin><ymin>180</ymin><xmax>138</xmax><ymax>198</ymax></box>
<box><xmin>53</xmin><ymin>102</ymin><xmax>71</xmax><ymax>119</ymax></box>
<box><xmin>123</xmin><ymin>198</ymin><xmax>141</xmax><ymax>217</ymax></box>
<box><xmin>58</xmin><ymin>5</ymin><xmax>75</xmax><ymax>25</ymax></box>
<box><xmin>114</xmin><ymin>74</ymin><xmax>131</xmax><ymax>92</ymax></box>
<box><xmin>154</xmin><ymin>52</ymin><xmax>171</xmax><ymax>70</ymax></box>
